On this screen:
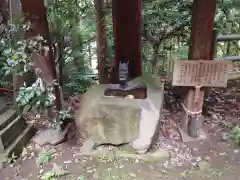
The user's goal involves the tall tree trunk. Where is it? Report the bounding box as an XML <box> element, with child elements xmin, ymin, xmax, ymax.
<box><xmin>57</xmin><ymin>35</ymin><xmax>64</xmax><ymax>109</ymax></box>
<box><xmin>112</xmin><ymin>0</ymin><xmax>142</xmax><ymax>82</ymax></box>
<box><xmin>9</xmin><ymin>0</ymin><xmax>23</xmax><ymax>108</ymax></box>
<box><xmin>88</xmin><ymin>43</ymin><xmax>92</xmax><ymax>68</ymax></box>
<box><xmin>94</xmin><ymin>0</ymin><xmax>108</xmax><ymax>84</ymax></box>
<box><xmin>0</xmin><ymin>0</ymin><xmax>8</xmax><ymax>26</ymax></box>
<box><xmin>21</xmin><ymin>0</ymin><xmax>61</xmax><ymax>111</ymax></box>
<box><xmin>10</xmin><ymin>0</ymin><xmax>21</xmax><ymax>23</ymax></box>
<box><xmin>225</xmin><ymin>11</ymin><xmax>233</xmax><ymax>56</ymax></box>
<box><xmin>151</xmin><ymin>43</ymin><xmax>160</xmax><ymax>74</ymax></box>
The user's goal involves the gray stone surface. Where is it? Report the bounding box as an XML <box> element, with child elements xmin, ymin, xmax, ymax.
<box><xmin>75</xmin><ymin>74</ymin><xmax>164</xmax><ymax>153</ymax></box>
<box><xmin>75</xmin><ymin>84</ymin><xmax>141</xmax><ymax>145</ymax></box>
<box><xmin>0</xmin><ymin>106</ymin><xmax>36</xmax><ymax>170</ymax></box>
<box><xmin>129</xmin><ymin>75</ymin><xmax>164</xmax><ymax>153</ymax></box>
<box><xmin>0</xmin><ymin>125</ymin><xmax>36</xmax><ymax>170</ymax></box>
<box><xmin>0</xmin><ymin>108</ymin><xmax>17</xmax><ymax>131</ymax></box>
<box><xmin>33</xmin><ymin>128</ymin><xmax>68</xmax><ymax>146</ymax></box>
<box><xmin>0</xmin><ymin>97</ymin><xmax>6</xmax><ymax>114</ymax></box>
<box><xmin>0</xmin><ymin>116</ymin><xmax>26</xmax><ymax>152</ymax></box>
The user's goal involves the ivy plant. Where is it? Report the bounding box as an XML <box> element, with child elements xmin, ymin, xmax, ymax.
<box><xmin>16</xmin><ymin>78</ymin><xmax>55</xmax><ymax>113</ymax></box>
<box><xmin>52</xmin><ymin>109</ymin><xmax>71</xmax><ymax>131</ymax></box>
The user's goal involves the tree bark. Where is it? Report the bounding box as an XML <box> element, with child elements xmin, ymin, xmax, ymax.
<box><xmin>151</xmin><ymin>43</ymin><xmax>160</xmax><ymax>74</ymax></box>
<box><xmin>9</xmin><ymin>0</ymin><xmax>23</xmax><ymax>108</ymax></box>
<box><xmin>21</xmin><ymin>0</ymin><xmax>61</xmax><ymax>111</ymax></box>
<box><xmin>94</xmin><ymin>0</ymin><xmax>109</xmax><ymax>84</ymax></box>
<box><xmin>112</xmin><ymin>0</ymin><xmax>142</xmax><ymax>83</ymax></box>
<box><xmin>182</xmin><ymin>0</ymin><xmax>217</xmax><ymax>138</ymax></box>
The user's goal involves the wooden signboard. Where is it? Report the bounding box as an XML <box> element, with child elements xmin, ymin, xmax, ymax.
<box><xmin>172</xmin><ymin>60</ymin><xmax>232</xmax><ymax>87</ymax></box>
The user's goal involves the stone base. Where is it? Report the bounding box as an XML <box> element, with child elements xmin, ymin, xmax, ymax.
<box><xmin>179</xmin><ymin>128</ymin><xmax>207</xmax><ymax>143</ymax></box>
<box><xmin>33</xmin><ymin>127</ymin><xmax>69</xmax><ymax>146</ymax></box>
<box><xmin>80</xmin><ymin>140</ymin><xmax>170</xmax><ymax>163</ymax></box>
<box><xmin>0</xmin><ymin>125</ymin><xmax>36</xmax><ymax>170</ymax></box>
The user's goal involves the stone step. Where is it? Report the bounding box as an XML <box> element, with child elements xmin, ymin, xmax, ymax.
<box><xmin>0</xmin><ymin>116</ymin><xmax>27</xmax><ymax>152</ymax></box>
<box><xmin>0</xmin><ymin>125</ymin><xmax>36</xmax><ymax>170</ymax></box>
<box><xmin>0</xmin><ymin>108</ymin><xmax>18</xmax><ymax>131</ymax></box>
<box><xmin>0</xmin><ymin>106</ymin><xmax>8</xmax><ymax>116</ymax></box>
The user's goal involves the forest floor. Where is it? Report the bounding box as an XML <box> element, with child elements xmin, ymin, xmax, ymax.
<box><xmin>1</xmin><ymin>114</ymin><xmax>240</xmax><ymax>180</ymax></box>
<box><xmin>1</xmin><ymin>136</ymin><xmax>240</xmax><ymax>180</ymax></box>
<box><xmin>1</xmin><ymin>77</ymin><xmax>240</xmax><ymax>180</ymax></box>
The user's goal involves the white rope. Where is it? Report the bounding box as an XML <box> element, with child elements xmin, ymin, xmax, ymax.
<box><xmin>181</xmin><ymin>103</ymin><xmax>202</xmax><ymax>117</ymax></box>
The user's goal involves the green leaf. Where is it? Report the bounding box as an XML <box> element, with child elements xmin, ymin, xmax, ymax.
<box><xmin>36</xmin><ymin>150</ymin><xmax>53</xmax><ymax>166</ymax></box>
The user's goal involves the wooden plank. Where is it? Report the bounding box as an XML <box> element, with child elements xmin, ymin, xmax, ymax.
<box><xmin>172</xmin><ymin>60</ymin><xmax>232</xmax><ymax>87</ymax></box>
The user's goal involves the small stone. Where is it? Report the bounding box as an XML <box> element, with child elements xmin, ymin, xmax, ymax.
<box><xmin>219</xmin><ymin>152</ymin><xmax>227</xmax><ymax>156</ymax></box>
<box><xmin>234</xmin><ymin>149</ymin><xmax>239</xmax><ymax>154</ymax></box>
<box><xmin>128</xmin><ymin>173</ymin><xmax>137</xmax><ymax>178</ymax></box>
<box><xmin>195</xmin><ymin>157</ymin><xmax>201</xmax><ymax>162</ymax></box>
<box><xmin>204</xmin><ymin>156</ymin><xmax>210</xmax><ymax>161</ymax></box>
<box><xmin>22</xmin><ymin>156</ymin><xmax>27</xmax><ymax>161</ymax></box>
<box><xmin>192</xmin><ymin>148</ymin><xmax>198</xmax><ymax>152</ymax></box>
<box><xmin>74</xmin><ymin>159</ymin><xmax>80</xmax><ymax>164</ymax></box>
<box><xmin>198</xmin><ymin>161</ymin><xmax>211</xmax><ymax>171</ymax></box>
<box><xmin>191</xmin><ymin>162</ymin><xmax>197</xmax><ymax>167</ymax></box>
<box><xmin>64</xmin><ymin>160</ymin><xmax>72</xmax><ymax>164</ymax></box>
<box><xmin>221</xmin><ymin>132</ymin><xmax>229</xmax><ymax>141</ymax></box>
<box><xmin>39</xmin><ymin>169</ymin><xmax>43</xmax><ymax>174</ymax></box>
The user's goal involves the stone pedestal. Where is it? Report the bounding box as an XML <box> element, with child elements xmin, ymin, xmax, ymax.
<box><xmin>75</xmin><ymin>74</ymin><xmax>164</xmax><ymax>153</ymax></box>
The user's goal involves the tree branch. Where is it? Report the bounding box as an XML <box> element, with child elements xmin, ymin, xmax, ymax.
<box><xmin>142</xmin><ymin>20</ymin><xmax>190</xmax><ymax>44</ymax></box>
<box><xmin>142</xmin><ymin>30</ymin><xmax>157</xmax><ymax>44</ymax></box>
<box><xmin>159</xmin><ymin>21</ymin><xmax>190</xmax><ymax>41</ymax></box>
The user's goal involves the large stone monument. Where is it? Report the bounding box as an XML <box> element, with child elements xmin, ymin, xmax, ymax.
<box><xmin>75</xmin><ymin>74</ymin><xmax>164</xmax><ymax>153</ymax></box>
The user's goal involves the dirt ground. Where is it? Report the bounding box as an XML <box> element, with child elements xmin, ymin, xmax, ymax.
<box><xmin>1</xmin><ymin>107</ymin><xmax>240</xmax><ymax>180</ymax></box>
<box><xmin>1</xmin><ymin>79</ymin><xmax>240</xmax><ymax>180</ymax></box>
<box><xmin>1</xmin><ymin>130</ymin><xmax>240</xmax><ymax>180</ymax></box>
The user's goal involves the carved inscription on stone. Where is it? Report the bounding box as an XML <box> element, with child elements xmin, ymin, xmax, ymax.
<box><xmin>172</xmin><ymin>60</ymin><xmax>232</xmax><ymax>87</ymax></box>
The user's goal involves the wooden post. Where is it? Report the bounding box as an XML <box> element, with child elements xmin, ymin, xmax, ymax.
<box><xmin>20</xmin><ymin>0</ymin><xmax>61</xmax><ymax>111</ymax></box>
<box><xmin>112</xmin><ymin>0</ymin><xmax>142</xmax><ymax>83</ymax></box>
<box><xmin>182</xmin><ymin>0</ymin><xmax>217</xmax><ymax>137</ymax></box>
